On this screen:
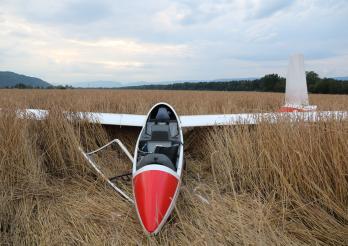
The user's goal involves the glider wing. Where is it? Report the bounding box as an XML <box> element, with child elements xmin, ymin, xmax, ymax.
<box><xmin>15</xmin><ymin>109</ymin><xmax>147</xmax><ymax>127</ymax></box>
<box><xmin>179</xmin><ymin>111</ymin><xmax>348</xmax><ymax>127</ymax></box>
<box><xmin>12</xmin><ymin>109</ymin><xmax>348</xmax><ymax>128</ymax></box>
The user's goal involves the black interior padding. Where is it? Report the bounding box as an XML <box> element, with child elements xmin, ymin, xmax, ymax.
<box><xmin>151</xmin><ymin>124</ymin><xmax>170</xmax><ymax>141</ymax></box>
<box><xmin>154</xmin><ymin>145</ymin><xmax>179</xmax><ymax>165</ymax></box>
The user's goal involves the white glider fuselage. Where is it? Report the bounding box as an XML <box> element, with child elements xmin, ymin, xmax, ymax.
<box><xmin>132</xmin><ymin>102</ymin><xmax>184</xmax><ymax>235</ymax></box>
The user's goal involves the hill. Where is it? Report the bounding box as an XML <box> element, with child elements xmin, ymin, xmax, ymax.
<box><xmin>333</xmin><ymin>76</ymin><xmax>348</xmax><ymax>81</ymax></box>
<box><xmin>0</xmin><ymin>71</ymin><xmax>51</xmax><ymax>88</ymax></box>
<box><xmin>72</xmin><ymin>81</ymin><xmax>123</xmax><ymax>88</ymax></box>
<box><xmin>70</xmin><ymin>77</ymin><xmax>258</xmax><ymax>88</ymax></box>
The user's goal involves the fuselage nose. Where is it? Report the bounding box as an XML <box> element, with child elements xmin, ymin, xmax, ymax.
<box><xmin>133</xmin><ymin>168</ymin><xmax>179</xmax><ymax>234</ymax></box>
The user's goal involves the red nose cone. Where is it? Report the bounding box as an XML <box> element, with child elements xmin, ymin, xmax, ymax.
<box><xmin>133</xmin><ymin>169</ymin><xmax>179</xmax><ymax>234</ymax></box>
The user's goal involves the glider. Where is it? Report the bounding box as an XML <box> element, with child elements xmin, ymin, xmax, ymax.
<box><xmin>6</xmin><ymin>54</ymin><xmax>348</xmax><ymax>235</ymax></box>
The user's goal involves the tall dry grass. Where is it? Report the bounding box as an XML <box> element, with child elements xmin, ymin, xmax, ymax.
<box><xmin>0</xmin><ymin>89</ymin><xmax>347</xmax><ymax>114</ymax></box>
<box><xmin>0</xmin><ymin>89</ymin><xmax>347</xmax><ymax>245</ymax></box>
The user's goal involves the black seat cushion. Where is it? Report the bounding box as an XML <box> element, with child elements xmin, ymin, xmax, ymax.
<box><xmin>151</xmin><ymin>124</ymin><xmax>169</xmax><ymax>141</ymax></box>
<box><xmin>154</xmin><ymin>145</ymin><xmax>179</xmax><ymax>165</ymax></box>
<box><xmin>137</xmin><ymin>153</ymin><xmax>176</xmax><ymax>171</ymax></box>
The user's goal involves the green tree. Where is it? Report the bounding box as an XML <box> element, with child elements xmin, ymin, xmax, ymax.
<box><xmin>306</xmin><ymin>71</ymin><xmax>320</xmax><ymax>92</ymax></box>
<box><xmin>260</xmin><ymin>74</ymin><xmax>285</xmax><ymax>92</ymax></box>
<box><xmin>14</xmin><ymin>83</ymin><xmax>32</xmax><ymax>89</ymax></box>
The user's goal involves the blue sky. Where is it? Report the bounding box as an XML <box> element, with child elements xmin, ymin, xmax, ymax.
<box><xmin>0</xmin><ymin>0</ymin><xmax>347</xmax><ymax>84</ymax></box>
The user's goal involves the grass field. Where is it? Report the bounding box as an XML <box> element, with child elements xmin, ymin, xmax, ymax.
<box><xmin>1</xmin><ymin>89</ymin><xmax>347</xmax><ymax>245</ymax></box>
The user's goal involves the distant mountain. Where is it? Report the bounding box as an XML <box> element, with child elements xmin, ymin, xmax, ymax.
<box><xmin>70</xmin><ymin>77</ymin><xmax>259</xmax><ymax>88</ymax></box>
<box><xmin>71</xmin><ymin>80</ymin><xmax>178</xmax><ymax>88</ymax></box>
<box><xmin>72</xmin><ymin>81</ymin><xmax>123</xmax><ymax>88</ymax></box>
<box><xmin>211</xmin><ymin>77</ymin><xmax>258</xmax><ymax>82</ymax></box>
<box><xmin>140</xmin><ymin>77</ymin><xmax>259</xmax><ymax>85</ymax></box>
<box><xmin>0</xmin><ymin>71</ymin><xmax>51</xmax><ymax>88</ymax></box>
<box><xmin>333</xmin><ymin>76</ymin><xmax>348</xmax><ymax>81</ymax></box>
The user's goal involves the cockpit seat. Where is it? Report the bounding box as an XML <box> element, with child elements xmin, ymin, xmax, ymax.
<box><xmin>156</xmin><ymin>107</ymin><xmax>170</xmax><ymax>123</ymax></box>
<box><xmin>151</xmin><ymin>124</ymin><xmax>170</xmax><ymax>141</ymax></box>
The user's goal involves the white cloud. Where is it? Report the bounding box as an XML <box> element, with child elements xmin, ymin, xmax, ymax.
<box><xmin>0</xmin><ymin>13</ymin><xmax>190</xmax><ymax>83</ymax></box>
<box><xmin>0</xmin><ymin>0</ymin><xmax>347</xmax><ymax>83</ymax></box>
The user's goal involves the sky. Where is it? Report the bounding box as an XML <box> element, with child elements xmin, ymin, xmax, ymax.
<box><xmin>0</xmin><ymin>0</ymin><xmax>347</xmax><ymax>85</ymax></box>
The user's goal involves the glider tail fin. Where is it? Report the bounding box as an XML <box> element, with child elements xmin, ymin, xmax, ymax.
<box><xmin>279</xmin><ymin>54</ymin><xmax>317</xmax><ymax>112</ymax></box>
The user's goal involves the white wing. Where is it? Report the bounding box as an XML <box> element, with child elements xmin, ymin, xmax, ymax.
<box><xmin>180</xmin><ymin>113</ymin><xmax>258</xmax><ymax>127</ymax></box>
<box><xmin>74</xmin><ymin>112</ymin><xmax>146</xmax><ymax>126</ymax></box>
<box><xmin>12</xmin><ymin>109</ymin><xmax>348</xmax><ymax>128</ymax></box>
<box><xmin>16</xmin><ymin>109</ymin><xmax>48</xmax><ymax>120</ymax></box>
<box><xmin>179</xmin><ymin>111</ymin><xmax>348</xmax><ymax>127</ymax></box>
<box><xmin>16</xmin><ymin>109</ymin><xmax>147</xmax><ymax>127</ymax></box>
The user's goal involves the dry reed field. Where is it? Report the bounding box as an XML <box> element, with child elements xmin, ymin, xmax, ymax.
<box><xmin>0</xmin><ymin>89</ymin><xmax>348</xmax><ymax>245</ymax></box>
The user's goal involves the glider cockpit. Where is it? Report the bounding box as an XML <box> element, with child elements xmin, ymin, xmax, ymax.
<box><xmin>136</xmin><ymin>105</ymin><xmax>181</xmax><ymax>171</ymax></box>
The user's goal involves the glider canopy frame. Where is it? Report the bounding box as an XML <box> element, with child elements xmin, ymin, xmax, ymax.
<box><xmin>79</xmin><ymin>139</ymin><xmax>134</xmax><ymax>203</ymax></box>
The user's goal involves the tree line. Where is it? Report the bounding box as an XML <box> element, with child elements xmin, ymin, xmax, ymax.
<box><xmin>3</xmin><ymin>71</ymin><xmax>348</xmax><ymax>94</ymax></box>
<box><xmin>4</xmin><ymin>84</ymin><xmax>73</xmax><ymax>89</ymax></box>
<box><xmin>124</xmin><ymin>71</ymin><xmax>348</xmax><ymax>94</ymax></box>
